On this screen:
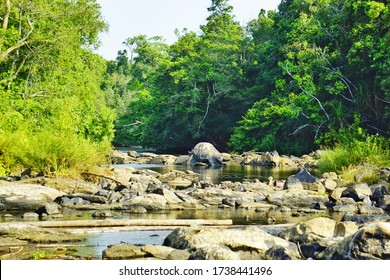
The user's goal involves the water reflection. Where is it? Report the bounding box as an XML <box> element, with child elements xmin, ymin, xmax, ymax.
<box><xmin>118</xmin><ymin>163</ymin><xmax>299</xmax><ymax>183</ymax></box>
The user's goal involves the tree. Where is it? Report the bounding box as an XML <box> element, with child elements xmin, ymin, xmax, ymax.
<box><xmin>0</xmin><ymin>0</ymin><xmax>115</xmax><ymax>175</ymax></box>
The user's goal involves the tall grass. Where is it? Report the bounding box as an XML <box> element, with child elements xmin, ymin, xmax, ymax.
<box><xmin>318</xmin><ymin>135</ymin><xmax>390</xmax><ymax>174</ymax></box>
<box><xmin>0</xmin><ymin>130</ymin><xmax>111</xmax><ymax>177</ymax></box>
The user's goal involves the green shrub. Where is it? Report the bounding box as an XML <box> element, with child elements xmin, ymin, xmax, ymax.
<box><xmin>0</xmin><ymin>130</ymin><xmax>111</xmax><ymax>177</ymax></box>
<box><xmin>318</xmin><ymin>134</ymin><xmax>390</xmax><ymax>174</ymax></box>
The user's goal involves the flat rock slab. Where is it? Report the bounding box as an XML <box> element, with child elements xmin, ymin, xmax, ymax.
<box><xmin>0</xmin><ymin>183</ymin><xmax>65</xmax><ymax>210</ymax></box>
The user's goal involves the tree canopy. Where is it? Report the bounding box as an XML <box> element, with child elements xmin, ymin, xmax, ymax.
<box><xmin>105</xmin><ymin>0</ymin><xmax>389</xmax><ymax>155</ymax></box>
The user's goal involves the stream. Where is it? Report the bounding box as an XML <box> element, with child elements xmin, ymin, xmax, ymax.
<box><xmin>1</xmin><ymin>163</ymin><xmax>327</xmax><ymax>258</ymax></box>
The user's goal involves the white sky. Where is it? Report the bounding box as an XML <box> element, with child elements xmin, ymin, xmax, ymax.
<box><xmin>95</xmin><ymin>0</ymin><xmax>281</xmax><ymax>60</ymax></box>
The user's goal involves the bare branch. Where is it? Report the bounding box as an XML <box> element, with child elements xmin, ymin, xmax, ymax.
<box><xmin>284</xmin><ymin>62</ymin><xmax>330</xmax><ymax>121</ymax></box>
<box><xmin>0</xmin><ymin>41</ymin><xmax>28</xmax><ymax>61</ymax></box>
<box><xmin>289</xmin><ymin>124</ymin><xmax>311</xmax><ymax>136</ymax></box>
<box><xmin>2</xmin><ymin>0</ymin><xmax>11</xmax><ymax>31</ymax></box>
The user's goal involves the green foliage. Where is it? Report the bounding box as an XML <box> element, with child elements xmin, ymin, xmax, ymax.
<box><xmin>104</xmin><ymin>0</ymin><xmax>388</xmax><ymax>159</ymax></box>
<box><xmin>229</xmin><ymin>0</ymin><xmax>389</xmax><ymax>155</ymax></box>
<box><xmin>317</xmin><ymin>134</ymin><xmax>390</xmax><ymax>173</ymax></box>
<box><xmin>0</xmin><ymin>0</ymin><xmax>115</xmax><ymax>176</ymax></box>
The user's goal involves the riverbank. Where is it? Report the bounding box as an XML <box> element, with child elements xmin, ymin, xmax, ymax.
<box><xmin>0</xmin><ymin>147</ymin><xmax>389</xmax><ymax>260</ymax></box>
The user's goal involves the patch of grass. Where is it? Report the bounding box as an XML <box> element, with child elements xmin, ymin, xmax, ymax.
<box><xmin>0</xmin><ymin>130</ymin><xmax>111</xmax><ymax>178</ymax></box>
<box><xmin>318</xmin><ymin>135</ymin><xmax>390</xmax><ymax>175</ymax></box>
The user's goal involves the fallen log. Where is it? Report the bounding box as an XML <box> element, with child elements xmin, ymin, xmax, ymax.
<box><xmin>27</xmin><ymin>219</ymin><xmax>233</xmax><ymax>228</ymax></box>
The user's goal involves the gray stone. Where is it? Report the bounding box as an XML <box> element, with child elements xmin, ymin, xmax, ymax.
<box><xmin>295</xmin><ymin>168</ymin><xmax>317</xmax><ymax>183</ymax></box>
<box><xmin>333</xmin><ymin>204</ymin><xmax>357</xmax><ymax>213</ymax></box>
<box><xmin>102</xmin><ymin>243</ymin><xmax>146</xmax><ymax>260</ymax></box>
<box><xmin>252</xmin><ymin>151</ymin><xmax>280</xmax><ymax>167</ymax></box>
<box><xmin>357</xmin><ymin>202</ymin><xmax>384</xmax><ymax>215</ymax></box>
<box><xmin>92</xmin><ymin>210</ymin><xmax>113</xmax><ymax>218</ymax></box>
<box><xmin>22</xmin><ymin>212</ymin><xmax>39</xmax><ymax>220</ymax></box>
<box><xmin>163</xmin><ymin>226</ymin><xmax>301</xmax><ymax>260</ymax></box>
<box><xmin>341</xmin><ymin>183</ymin><xmax>372</xmax><ymax>202</ymax></box>
<box><xmin>280</xmin><ymin>217</ymin><xmax>337</xmax><ymax>243</ymax></box>
<box><xmin>189</xmin><ymin>142</ymin><xmax>223</xmax><ymax>167</ymax></box>
<box><xmin>320</xmin><ymin>222</ymin><xmax>390</xmax><ymax>260</ymax></box>
<box><xmin>322</xmin><ymin>179</ymin><xmax>337</xmax><ymax>192</ymax></box>
<box><xmin>0</xmin><ymin>183</ymin><xmax>65</xmax><ymax>210</ymax></box>
<box><xmin>142</xmin><ymin>244</ymin><xmax>175</xmax><ymax>260</ymax></box>
<box><xmin>44</xmin><ymin>202</ymin><xmax>61</xmax><ymax>215</ymax></box>
<box><xmin>283</xmin><ymin>176</ymin><xmax>304</xmax><ymax>190</ymax></box>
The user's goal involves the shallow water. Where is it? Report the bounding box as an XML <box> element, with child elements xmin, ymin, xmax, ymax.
<box><xmin>117</xmin><ymin>163</ymin><xmax>300</xmax><ymax>184</ymax></box>
<box><xmin>0</xmin><ymin>162</ymin><xmax>325</xmax><ymax>259</ymax></box>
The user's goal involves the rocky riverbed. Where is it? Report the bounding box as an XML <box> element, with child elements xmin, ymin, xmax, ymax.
<box><xmin>0</xmin><ymin>145</ymin><xmax>389</xmax><ymax>260</ymax></box>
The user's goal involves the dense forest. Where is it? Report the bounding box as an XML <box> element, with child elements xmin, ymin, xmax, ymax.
<box><xmin>0</xmin><ymin>0</ymin><xmax>389</xmax><ymax>176</ymax></box>
<box><xmin>105</xmin><ymin>0</ymin><xmax>389</xmax><ymax>155</ymax></box>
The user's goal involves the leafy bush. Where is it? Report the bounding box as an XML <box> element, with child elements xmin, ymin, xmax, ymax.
<box><xmin>318</xmin><ymin>134</ymin><xmax>390</xmax><ymax>174</ymax></box>
<box><xmin>0</xmin><ymin>130</ymin><xmax>111</xmax><ymax>177</ymax></box>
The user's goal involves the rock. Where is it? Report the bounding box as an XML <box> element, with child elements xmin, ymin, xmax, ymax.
<box><xmin>295</xmin><ymin>168</ymin><xmax>317</xmax><ymax>183</ymax></box>
<box><xmin>357</xmin><ymin>202</ymin><xmax>384</xmax><ymax>215</ymax></box>
<box><xmin>167</xmin><ymin>178</ymin><xmax>193</xmax><ymax>189</ymax></box>
<box><xmin>380</xmin><ymin>195</ymin><xmax>390</xmax><ymax>211</ymax></box>
<box><xmin>148</xmin><ymin>155</ymin><xmax>177</xmax><ymax>165</ymax></box>
<box><xmin>142</xmin><ymin>244</ymin><xmax>175</xmax><ymax>260</ymax></box>
<box><xmin>189</xmin><ymin>142</ymin><xmax>223</xmax><ymax>167</ymax></box>
<box><xmin>322</xmin><ymin>172</ymin><xmax>338</xmax><ymax>180</ymax></box>
<box><xmin>102</xmin><ymin>243</ymin><xmax>146</xmax><ymax>260</ymax></box>
<box><xmin>167</xmin><ymin>249</ymin><xmax>191</xmax><ymax>260</ymax></box>
<box><xmin>265</xmin><ymin>246</ymin><xmax>301</xmax><ymax>260</ymax></box>
<box><xmin>22</xmin><ymin>212</ymin><xmax>39</xmax><ymax>220</ymax></box>
<box><xmin>283</xmin><ymin>176</ymin><xmax>304</xmax><ymax>190</ymax></box>
<box><xmin>174</xmin><ymin>155</ymin><xmax>190</xmax><ymax>165</ymax></box>
<box><xmin>92</xmin><ymin>210</ymin><xmax>113</xmax><ymax>218</ymax></box>
<box><xmin>330</xmin><ymin>187</ymin><xmax>347</xmax><ymax>201</ymax></box>
<box><xmin>252</xmin><ymin>151</ymin><xmax>280</xmax><ymax>167</ymax></box>
<box><xmin>189</xmin><ymin>244</ymin><xmax>241</xmax><ymax>260</ymax></box>
<box><xmin>65</xmin><ymin>194</ymin><xmax>107</xmax><ymax>204</ymax></box>
<box><xmin>0</xmin><ymin>183</ymin><xmax>65</xmax><ymax>210</ymax></box>
<box><xmin>342</xmin><ymin>213</ymin><xmax>390</xmax><ymax>224</ymax></box>
<box><xmin>334</xmin><ymin>221</ymin><xmax>359</xmax><ymax>237</ymax></box>
<box><xmin>43</xmin><ymin>178</ymin><xmax>99</xmax><ymax>194</ymax></box>
<box><xmin>163</xmin><ymin>226</ymin><xmax>301</xmax><ymax>260</ymax></box>
<box><xmin>120</xmin><ymin>205</ymin><xmax>148</xmax><ymax>213</ymax></box>
<box><xmin>128</xmin><ymin>150</ymin><xmax>138</xmax><ymax>158</ymax></box>
<box><xmin>322</xmin><ymin>179</ymin><xmax>337</xmax><ymax>193</ymax></box>
<box><xmin>278</xmin><ymin>156</ymin><xmax>297</xmax><ymax>167</ymax></box>
<box><xmin>333</xmin><ymin>204</ymin><xmax>357</xmax><ymax>213</ymax></box>
<box><xmin>139</xmin><ymin>152</ymin><xmax>158</xmax><ymax>158</ymax></box>
<box><xmin>0</xmin><ymin>223</ymin><xmax>82</xmax><ymax>243</ymax></box>
<box><xmin>162</xmin><ymin>189</ymin><xmax>183</xmax><ymax>204</ymax></box>
<box><xmin>222</xmin><ymin>197</ymin><xmax>236</xmax><ymax>207</ymax></box>
<box><xmin>280</xmin><ymin>217</ymin><xmax>337</xmax><ymax>243</ymax></box>
<box><xmin>221</xmin><ymin>153</ymin><xmax>232</xmax><ymax>162</ymax></box>
<box><xmin>38</xmin><ymin>202</ymin><xmax>61</xmax><ymax>215</ymax></box>
<box><xmin>341</xmin><ymin>183</ymin><xmax>372</xmax><ymax>202</ymax></box>
<box><xmin>319</xmin><ymin>222</ymin><xmax>390</xmax><ymax>259</ymax></box>
<box><xmin>110</xmin><ymin>150</ymin><xmax>131</xmax><ymax>164</ymax></box>
<box><xmin>124</xmin><ymin>194</ymin><xmax>168</xmax><ymax>210</ymax></box>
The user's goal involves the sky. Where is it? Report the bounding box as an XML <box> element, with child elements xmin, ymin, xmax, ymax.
<box><xmin>95</xmin><ymin>0</ymin><xmax>281</xmax><ymax>60</ymax></box>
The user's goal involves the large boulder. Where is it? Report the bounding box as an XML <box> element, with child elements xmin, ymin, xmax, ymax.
<box><xmin>163</xmin><ymin>226</ymin><xmax>301</xmax><ymax>260</ymax></box>
<box><xmin>319</xmin><ymin>222</ymin><xmax>390</xmax><ymax>260</ymax></box>
<box><xmin>0</xmin><ymin>183</ymin><xmax>65</xmax><ymax>210</ymax></box>
<box><xmin>189</xmin><ymin>142</ymin><xmax>223</xmax><ymax>167</ymax></box>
